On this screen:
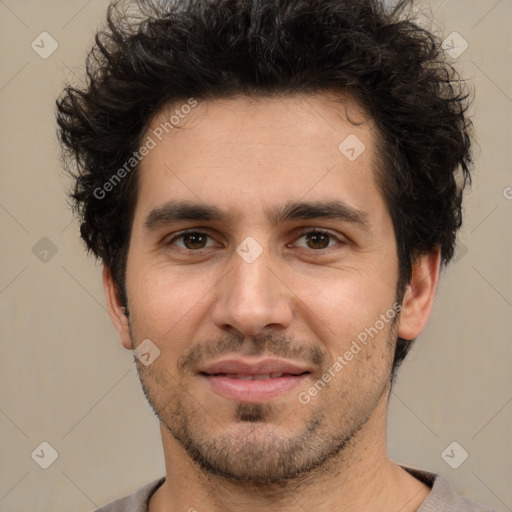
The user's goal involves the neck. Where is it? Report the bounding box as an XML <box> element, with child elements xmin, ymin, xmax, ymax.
<box><xmin>149</xmin><ymin>393</ymin><xmax>430</xmax><ymax>512</ymax></box>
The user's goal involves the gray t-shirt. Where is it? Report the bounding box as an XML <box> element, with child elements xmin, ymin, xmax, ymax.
<box><xmin>93</xmin><ymin>468</ymin><xmax>501</xmax><ymax>512</ymax></box>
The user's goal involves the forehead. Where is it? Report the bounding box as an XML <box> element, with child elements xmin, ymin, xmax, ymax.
<box><xmin>147</xmin><ymin>92</ymin><xmax>375</xmax><ymax>153</ymax></box>
<box><xmin>134</xmin><ymin>92</ymin><xmax>383</xmax><ymax>224</ymax></box>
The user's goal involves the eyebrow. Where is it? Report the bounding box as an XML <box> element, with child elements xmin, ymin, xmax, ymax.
<box><xmin>143</xmin><ymin>199</ymin><xmax>370</xmax><ymax>231</ymax></box>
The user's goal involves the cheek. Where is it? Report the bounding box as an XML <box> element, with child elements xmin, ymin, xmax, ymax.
<box><xmin>126</xmin><ymin>264</ymin><xmax>215</xmax><ymax>344</ymax></box>
<box><xmin>127</xmin><ymin>266</ymin><xmax>182</xmax><ymax>335</ymax></box>
<box><xmin>295</xmin><ymin>269</ymin><xmax>394</xmax><ymax>342</ymax></box>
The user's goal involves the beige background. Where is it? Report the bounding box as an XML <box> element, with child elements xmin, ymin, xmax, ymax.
<box><xmin>0</xmin><ymin>0</ymin><xmax>511</xmax><ymax>511</ymax></box>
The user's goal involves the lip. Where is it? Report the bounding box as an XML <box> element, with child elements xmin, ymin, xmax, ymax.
<box><xmin>198</xmin><ymin>357</ymin><xmax>311</xmax><ymax>403</ymax></box>
<box><xmin>199</xmin><ymin>357</ymin><xmax>311</xmax><ymax>376</ymax></box>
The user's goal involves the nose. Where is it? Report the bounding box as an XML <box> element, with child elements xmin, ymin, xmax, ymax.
<box><xmin>211</xmin><ymin>246</ymin><xmax>293</xmax><ymax>338</ymax></box>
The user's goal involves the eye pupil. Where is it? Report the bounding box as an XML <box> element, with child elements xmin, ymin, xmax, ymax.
<box><xmin>306</xmin><ymin>232</ymin><xmax>329</xmax><ymax>249</ymax></box>
<box><xmin>183</xmin><ymin>232</ymin><xmax>207</xmax><ymax>249</ymax></box>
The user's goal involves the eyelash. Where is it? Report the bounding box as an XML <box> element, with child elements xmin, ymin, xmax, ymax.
<box><xmin>166</xmin><ymin>228</ymin><xmax>345</xmax><ymax>253</ymax></box>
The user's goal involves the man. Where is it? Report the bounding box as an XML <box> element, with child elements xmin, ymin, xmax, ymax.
<box><xmin>56</xmin><ymin>0</ymin><xmax>497</xmax><ymax>510</ymax></box>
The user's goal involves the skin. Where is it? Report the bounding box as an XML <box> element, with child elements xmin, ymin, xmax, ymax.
<box><xmin>104</xmin><ymin>92</ymin><xmax>440</xmax><ymax>512</ymax></box>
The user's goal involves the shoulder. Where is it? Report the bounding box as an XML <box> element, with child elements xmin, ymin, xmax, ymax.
<box><xmin>92</xmin><ymin>477</ymin><xmax>165</xmax><ymax>512</ymax></box>
<box><xmin>412</xmin><ymin>470</ymin><xmax>500</xmax><ymax>512</ymax></box>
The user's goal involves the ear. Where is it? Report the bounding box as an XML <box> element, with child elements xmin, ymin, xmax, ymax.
<box><xmin>397</xmin><ymin>248</ymin><xmax>441</xmax><ymax>340</ymax></box>
<box><xmin>103</xmin><ymin>266</ymin><xmax>133</xmax><ymax>350</ymax></box>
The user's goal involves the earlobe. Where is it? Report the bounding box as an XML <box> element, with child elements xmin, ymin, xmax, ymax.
<box><xmin>102</xmin><ymin>266</ymin><xmax>133</xmax><ymax>350</ymax></box>
<box><xmin>397</xmin><ymin>248</ymin><xmax>441</xmax><ymax>341</ymax></box>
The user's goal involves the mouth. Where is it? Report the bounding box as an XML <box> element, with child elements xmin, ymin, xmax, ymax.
<box><xmin>201</xmin><ymin>372</ymin><xmax>309</xmax><ymax>380</ymax></box>
<box><xmin>198</xmin><ymin>358</ymin><xmax>312</xmax><ymax>402</ymax></box>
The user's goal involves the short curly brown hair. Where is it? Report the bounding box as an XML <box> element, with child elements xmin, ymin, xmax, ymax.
<box><xmin>56</xmin><ymin>0</ymin><xmax>473</xmax><ymax>375</ymax></box>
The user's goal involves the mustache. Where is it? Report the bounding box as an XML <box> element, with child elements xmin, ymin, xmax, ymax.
<box><xmin>177</xmin><ymin>333</ymin><xmax>326</xmax><ymax>373</ymax></box>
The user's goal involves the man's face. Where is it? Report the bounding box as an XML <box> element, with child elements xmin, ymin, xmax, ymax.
<box><xmin>121</xmin><ymin>93</ymin><xmax>401</xmax><ymax>482</ymax></box>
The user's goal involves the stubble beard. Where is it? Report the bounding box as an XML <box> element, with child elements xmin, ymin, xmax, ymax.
<box><xmin>133</xmin><ymin>345</ymin><xmax>394</xmax><ymax>486</ymax></box>
<box><xmin>128</xmin><ymin>297</ymin><xmax>399</xmax><ymax>486</ymax></box>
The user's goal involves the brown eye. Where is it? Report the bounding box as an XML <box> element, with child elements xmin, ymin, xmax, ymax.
<box><xmin>305</xmin><ymin>231</ymin><xmax>331</xmax><ymax>249</ymax></box>
<box><xmin>169</xmin><ymin>231</ymin><xmax>216</xmax><ymax>250</ymax></box>
<box><xmin>181</xmin><ymin>232</ymin><xmax>208</xmax><ymax>249</ymax></box>
<box><xmin>292</xmin><ymin>229</ymin><xmax>341</xmax><ymax>250</ymax></box>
